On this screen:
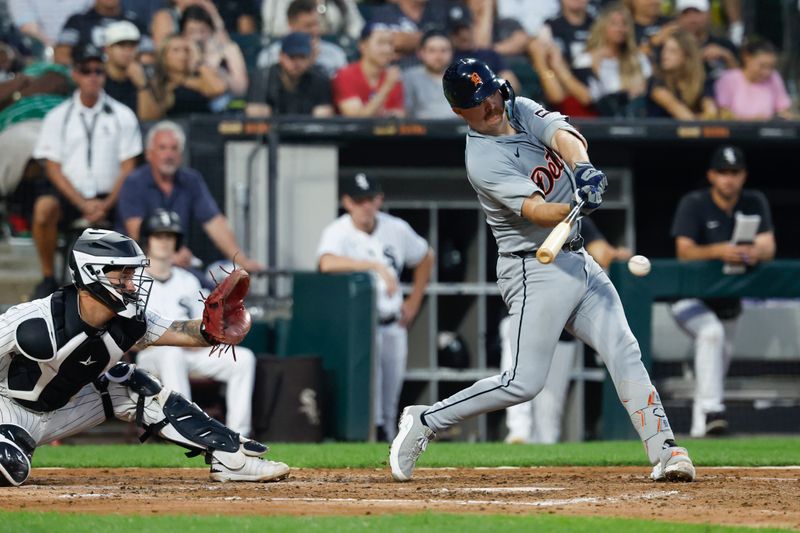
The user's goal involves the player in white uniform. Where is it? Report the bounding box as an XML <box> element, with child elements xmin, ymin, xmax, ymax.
<box><xmin>390</xmin><ymin>58</ymin><xmax>696</xmax><ymax>482</ymax></box>
<box><xmin>135</xmin><ymin>210</ymin><xmax>256</xmax><ymax>436</ymax></box>
<box><xmin>0</xmin><ymin>229</ymin><xmax>288</xmax><ymax>486</ymax></box>
<box><xmin>317</xmin><ymin>173</ymin><xmax>434</xmax><ymax>441</ymax></box>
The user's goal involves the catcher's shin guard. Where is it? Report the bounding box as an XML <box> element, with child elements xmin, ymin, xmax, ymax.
<box><xmin>0</xmin><ymin>424</ymin><xmax>36</xmax><ymax>487</ymax></box>
<box><xmin>620</xmin><ymin>381</ymin><xmax>675</xmax><ymax>465</ymax></box>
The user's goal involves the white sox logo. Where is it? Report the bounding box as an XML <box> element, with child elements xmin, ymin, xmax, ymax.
<box><xmin>529</xmin><ymin>147</ymin><xmax>565</xmax><ymax>196</ymax></box>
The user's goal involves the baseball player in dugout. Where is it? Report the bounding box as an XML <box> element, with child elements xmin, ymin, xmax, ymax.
<box><xmin>390</xmin><ymin>58</ymin><xmax>696</xmax><ymax>483</ymax></box>
<box><xmin>135</xmin><ymin>209</ymin><xmax>257</xmax><ymax>438</ymax></box>
<box><xmin>317</xmin><ymin>173</ymin><xmax>434</xmax><ymax>442</ymax></box>
<box><xmin>0</xmin><ymin>229</ymin><xmax>289</xmax><ymax>487</ymax></box>
<box><xmin>670</xmin><ymin>145</ymin><xmax>775</xmax><ymax>438</ymax></box>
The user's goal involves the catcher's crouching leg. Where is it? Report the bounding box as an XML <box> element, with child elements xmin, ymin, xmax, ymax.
<box><xmin>104</xmin><ymin>363</ymin><xmax>289</xmax><ymax>482</ymax></box>
<box><xmin>0</xmin><ymin>424</ymin><xmax>36</xmax><ymax>487</ymax></box>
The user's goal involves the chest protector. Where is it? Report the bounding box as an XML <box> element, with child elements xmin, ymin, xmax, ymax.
<box><xmin>8</xmin><ymin>286</ymin><xmax>146</xmax><ymax>412</ymax></box>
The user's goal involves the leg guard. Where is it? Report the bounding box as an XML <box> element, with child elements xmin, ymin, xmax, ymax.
<box><xmin>0</xmin><ymin>424</ymin><xmax>36</xmax><ymax>487</ymax></box>
<box><xmin>620</xmin><ymin>381</ymin><xmax>675</xmax><ymax>465</ymax></box>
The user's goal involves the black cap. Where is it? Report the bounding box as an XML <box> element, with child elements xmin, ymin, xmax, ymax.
<box><xmin>342</xmin><ymin>172</ymin><xmax>382</xmax><ymax>199</ymax></box>
<box><xmin>709</xmin><ymin>145</ymin><xmax>746</xmax><ymax>171</ymax></box>
<box><xmin>447</xmin><ymin>5</ymin><xmax>472</xmax><ymax>32</ymax></box>
<box><xmin>72</xmin><ymin>42</ymin><xmax>104</xmax><ymax>65</ymax></box>
<box><xmin>281</xmin><ymin>32</ymin><xmax>312</xmax><ymax>56</ymax></box>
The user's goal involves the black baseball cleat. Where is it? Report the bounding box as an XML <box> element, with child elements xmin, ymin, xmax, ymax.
<box><xmin>705</xmin><ymin>412</ymin><xmax>729</xmax><ymax>437</ymax></box>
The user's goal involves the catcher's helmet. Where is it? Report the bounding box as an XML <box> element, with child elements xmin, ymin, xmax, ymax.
<box><xmin>442</xmin><ymin>58</ymin><xmax>514</xmax><ymax>109</ymax></box>
<box><xmin>141</xmin><ymin>209</ymin><xmax>183</xmax><ymax>251</ymax></box>
<box><xmin>69</xmin><ymin>229</ymin><xmax>152</xmax><ymax>320</ymax></box>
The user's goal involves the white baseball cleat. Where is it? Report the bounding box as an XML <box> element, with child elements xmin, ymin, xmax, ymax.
<box><xmin>210</xmin><ymin>454</ymin><xmax>290</xmax><ymax>482</ymax></box>
<box><xmin>390</xmin><ymin>405</ymin><xmax>435</xmax><ymax>481</ymax></box>
<box><xmin>650</xmin><ymin>446</ymin><xmax>696</xmax><ymax>482</ymax></box>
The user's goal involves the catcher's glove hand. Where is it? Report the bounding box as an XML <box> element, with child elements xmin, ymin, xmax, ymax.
<box><xmin>201</xmin><ymin>267</ymin><xmax>252</xmax><ymax>357</ymax></box>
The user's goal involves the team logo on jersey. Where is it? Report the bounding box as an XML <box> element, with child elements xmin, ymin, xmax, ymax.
<box><xmin>79</xmin><ymin>355</ymin><xmax>96</xmax><ymax>366</ymax></box>
<box><xmin>529</xmin><ymin>147</ymin><xmax>565</xmax><ymax>196</ymax></box>
<box><xmin>470</xmin><ymin>72</ymin><xmax>482</xmax><ymax>88</ymax></box>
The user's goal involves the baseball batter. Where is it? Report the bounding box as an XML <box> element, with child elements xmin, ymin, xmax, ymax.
<box><xmin>135</xmin><ymin>210</ymin><xmax>256</xmax><ymax>437</ymax></box>
<box><xmin>0</xmin><ymin>228</ymin><xmax>288</xmax><ymax>486</ymax></box>
<box><xmin>317</xmin><ymin>173</ymin><xmax>434</xmax><ymax>441</ymax></box>
<box><xmin>390</xmin><ymin>58</ymin><xmax>696</xmax><ymax>482</ymax></box>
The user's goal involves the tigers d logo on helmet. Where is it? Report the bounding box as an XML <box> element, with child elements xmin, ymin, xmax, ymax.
<box><xmin>470</xmin><ymin>72</ymin><xmax>482</xmax><ymax>87</ymax></box>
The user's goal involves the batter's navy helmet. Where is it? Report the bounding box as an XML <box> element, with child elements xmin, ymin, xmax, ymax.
<box><xmin>442</xmin><ymin>58</ymin><xmax>514</xmax><ymax>109</ymax></box>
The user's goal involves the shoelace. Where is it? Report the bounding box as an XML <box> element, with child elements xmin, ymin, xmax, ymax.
<box><xmin>410</xmin><ymin>431</ymin><xmax>432</xmax><ymax>461</ymax></box>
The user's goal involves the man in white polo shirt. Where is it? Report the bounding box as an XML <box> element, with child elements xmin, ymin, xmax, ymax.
<box><xmin>32</xmin><ymin>42</ymin><xmax>141</xmax><ymax>298</ymax></box>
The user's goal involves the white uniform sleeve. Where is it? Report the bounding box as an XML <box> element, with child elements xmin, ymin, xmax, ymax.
<box><xmin>0</xmin><ymin>302</ymin><xmax>44</xmax><ymax>359</ymax></box>
<box><xmin>466</xmin><ymin>146</ymin><xmax>541</xmax><ymax>216</ymax></box>
<box><xmin>133</xmin><ymin>309</ymin><xmax>174</xmax><ymax>350</ymax></box>
<box><xmin>398</xmin><ymin>219</ymin><xmax>429</xmax><ymax>267</ymax></box>
<box><xmin>116</xmin><ymin>105</ymin><xmax>143</xmax><ymax>161</ymax></box>
<box><xmin>183</xmin><ymin>272</ymin><xmax>205</xmax><ymax>319</ymax></box>
<box><xmin>316</xmin><ymin>220</ymin><xmax>346</xmax><ymax>259</ymax></box>
<box><xmin>32</xmin><ymin>104</ymin><xmax>66</xmax><ymax>162</ymax></box>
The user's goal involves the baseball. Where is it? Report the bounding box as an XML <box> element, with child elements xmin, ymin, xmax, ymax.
<box><xmin>628</xmin><ymin>255</ymin><xmax>651</xmax><ymax>277</ymax></box>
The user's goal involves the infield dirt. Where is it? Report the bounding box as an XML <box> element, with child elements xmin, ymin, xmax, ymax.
<box><xmin>3</xmin><ymin>467</ymin><xmax>798</xmax><ymax>529</ymax></box>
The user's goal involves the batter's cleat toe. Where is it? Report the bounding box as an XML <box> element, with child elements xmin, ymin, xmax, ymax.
<box><xmin>210</xmin><ymin>455</ymin><xmax>290</xmax><ymax>482</ymax></box>
<box><xmin>390</xmin><ymin>405</ymin><xmax>435</xmax><ymax>481</ymax></box>
<box><xmin>650</xmin><ymin>446</ymin><xmax>696</xmax><ymax>482</ymax></box>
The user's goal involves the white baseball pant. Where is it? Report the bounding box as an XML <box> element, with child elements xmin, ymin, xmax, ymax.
<box><xmin>374</xmin><ymin>322</ymin><xmax>407</xmax><ymax>441</ymax></box>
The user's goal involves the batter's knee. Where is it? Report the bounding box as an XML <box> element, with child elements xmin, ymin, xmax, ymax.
<box><xmin>0</xmin><ymin>424</ymin><xmax>35</xmax><ymax>487</ymax></box>
<box><xmin>504</xmin><ymin>372</ymin><xmax>547</xmax><ymax>402</ymax></box>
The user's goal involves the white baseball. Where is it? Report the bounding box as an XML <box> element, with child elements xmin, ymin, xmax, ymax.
<box><xmin>627</xmin><ymin>255</ymin><xmax>651</xmax><ymax>277</ymax></box>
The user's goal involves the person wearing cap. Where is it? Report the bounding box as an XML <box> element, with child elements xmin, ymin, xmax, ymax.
<box><xmin>674</xmin><ymin>0</ymin><xmax>738</xmax><ymax>81</ymax></box>
<box><xmin>103</xmin><ymin>20</ymin><xmax>146</xmax><ymax>114</ymax></box>
<box><xmin>257</xmin><ymin>0</ymin><xmax>348</xmax><ymax>80</ymax></box>
<box><xmin>316</xmin><ymin>173</ymin><xmax>434</xmax><ymax>441</ymax></box>
<box><xmin>245</xmin><ymin>32</ymin><xmax>333</xmax><ymax>118</ymax></box>
<box><xmin>670</xmin><ymin>145</ymin><xmax>775</xmax><ymax>438</ymax></box>
<box><xmin>54</xmin><ymin>0</ymin><xmax>150</xmax><ymax>66</ymax></box>
<box><xmin>30</xmin><ymin>42</ymin><xmax>142</xmax><ymax>298</ymax></box>
<box><xmin>332</xmin><ymin>24</ymin><xmax>405</xmax><ymax>117</ymax></box>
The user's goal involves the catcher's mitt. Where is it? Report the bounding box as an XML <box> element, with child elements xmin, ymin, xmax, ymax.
<box><xmin>201</xmin><ymin>267</ymin><xmax>252</xmax><ymax>357</ymax></box>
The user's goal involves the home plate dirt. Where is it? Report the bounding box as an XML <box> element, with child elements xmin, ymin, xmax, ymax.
<box><xmin>2</xmin><ymin>467</ymin><xmax>798</xmax><ymax>529</ymax></box>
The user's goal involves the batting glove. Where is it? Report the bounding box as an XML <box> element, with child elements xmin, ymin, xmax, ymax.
<box><xmin>574</xmin><ymin>162</ymin><xmax>608</xmax><ymax>193</ymax></box>
<box><xmin>573</xmin><ymin>185</ymin><xmax>602</xmax><ymax>215</ymax></box>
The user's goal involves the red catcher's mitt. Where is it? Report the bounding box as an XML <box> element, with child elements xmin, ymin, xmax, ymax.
<box><xmin>201</xmin><ymin>268</ymin><xmax>252</xmax><ymax>356</ymax></box>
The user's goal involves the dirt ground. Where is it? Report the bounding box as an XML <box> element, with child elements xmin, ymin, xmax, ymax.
<box><xmin>2</xmin><ymin>467</ymin><xmax>798</xmax><ymax>529</ymax></box>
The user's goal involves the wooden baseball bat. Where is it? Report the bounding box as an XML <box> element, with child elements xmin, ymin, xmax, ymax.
<box><xmin>536</xmin><ymin>200</ymin><xmax>584</xmax><ymax>265</ymax></box>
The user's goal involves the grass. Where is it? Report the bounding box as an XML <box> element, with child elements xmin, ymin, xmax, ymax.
<box><xmin>32</xmin><ymin>436</ymin><xmax>800</xmax><ymax>469</ymax></box>
<box><xmin>1</xmin><ymin>511</ymin><xmax>793</xmax><ymax>533</ymax></box>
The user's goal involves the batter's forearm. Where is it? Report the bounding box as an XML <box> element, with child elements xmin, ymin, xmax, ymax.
<box><xmin>521</xmin><ymin>195</ymin><xmax>571</xmax><ymax>227</ymax></box>
<box><xmin>551</xmin><ymin>129</ymin><xmax>590</xmax><ymax>169</ymax></box>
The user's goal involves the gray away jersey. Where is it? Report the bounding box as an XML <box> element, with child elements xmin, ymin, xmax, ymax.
<box><xmin>465</xmin><ymin>97</ymin><xmax>585</xmax><ymax>253</ymax></box>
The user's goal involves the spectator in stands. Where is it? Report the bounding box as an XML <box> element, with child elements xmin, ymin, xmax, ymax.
<box><xmin>402</xmin><ymin>30</ymin><xmax>452</xmax><ymax>119</ymax></box>
<box><xmin>153</xmin><ymin>0</ymin><xmax>258</xmax><ymax>47</ymax></box>
<box><xmin>646</xmin><ymin>30</ymin><xmax>717</xmax><ymax>119</ymax></box>
<box><xmin>31</xmin><ymin>43</ymin><xmax>142</xmax><ymax>298</ymax></box>
<box><xmin>674</xmin><ymin>0</ymin><xmax>737</xmax><ymax>82</ymax></box>
<box><xmin>715</xmin><ymin>39</ymin><xmax>794</xmax><ymax>121</ymax></box>
<box><xmin>262</xmin><ymin>0</ymin><xmax>364</xmax><ymax>43</ymax></box>
<box><xmin>103</xmin><ymin>21</ymin><xmax>147</xmax><ymax>114</ymax></box>
<box><xmin>368</xmin><ymin>0</ymin><xmax>457</xmax><ymax>61</ymax></box>
<box><xmin>448</xmin><ymin>7</ymin><xmax>522</xmax><ymax>93</ymax></box>
<box><xmin>670</xmin><ymin>145</ymin><xmax>775</xmax><ymax>437</ymax></box>
<box><xmin>529</xmin><ymin>0</ymin><xmax>597</xmax><ymax>116</ymax></box>
<box><xmin>179</xmin><ymin>3</ymin><xmax>248</xmax><ymax>104</ymax></box>
<box><xmin>332</xmin><ymin>23</ymin><xmax>404</xmax><ymax>118</ymax></box>
<box><xmin>245</xmin><ymin>32</ymin><xmax>333</xmax><ymax>117</ymax></box>
<box><xmin>0</xmin><ymin>61</ymin><xmax>71</xmax><ymax>198</ymax></box>
<box><xmin>121</xmin><ymin>0</ymin><xmax>164</xmax><ymax>34</ymax></box>
<box><xmin>212</xmin><ymin>0</ymin><xmax>259</xmax><ymax>35</ymax></box>
<box><xmin>257</xmin><ymin>0</ymin><xmax>348</xmax><ymax>79</ymax></box>
<box><xmin>152</xmin><ymin>0</ymin><xmax>194</xmax><ymax>47</ymax></box>
<box><xmin>623</xmin><ymin>0</ymin><xmax>677</xmax><ymax>57</ymax></box>
<box><xmin>136</xmin><ymin>209</ymin><xmax>257</xmax><ymax>437</ymax></box>
<box><xmin>117</xmin><ymin>120</ymin><xmax>264</xmax><ymax>273</ymax></box>
<box><xmin>0</xmin><ymin>41</ymin><xmax>22</xmax><ymax>82</ymax></box>
<box><xmin>493</xmin><ymin>0</ymin><xmax>559</xmax><ymax>56</ymax></box>
<box><xmin>54</xmin><ymin>0</ymin><xmax>150</xmax><ymax>65</ymax></box>
<box><xmin>585</xmin><ymin>3</ymin><xmax>651</xmax><ymax>118</ymax></box>
<box><xmin>138</xmin><ymin>34</ymin><xmax>226</xmax><ymax>121</ymax></box>
<box><xmin>7</xmin><ymin>0</ymin><xmax>91</xmax><ymax>50</ymax></box>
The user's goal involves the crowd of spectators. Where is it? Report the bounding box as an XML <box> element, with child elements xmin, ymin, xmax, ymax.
<box><xmin>0</xmin><ymin>0</ymin><xmax>798</xmax><ymax>291</ymax></box>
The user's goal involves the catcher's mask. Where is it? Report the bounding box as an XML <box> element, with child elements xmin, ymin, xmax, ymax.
<box><xmin>69</xmin><ymin>229</ymin><xmax>153</xmax><ymax>320</ymax></box>
<box><xmin>442</xmin><ymin>58</ymin><xmax>516</xmax><ymax>117</ymax></box>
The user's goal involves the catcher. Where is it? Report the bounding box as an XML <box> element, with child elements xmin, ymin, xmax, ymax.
<box><xmin>0</xmin><ymin>228</ymin><xmax>289</xmax><ymax>487</ymax></box>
